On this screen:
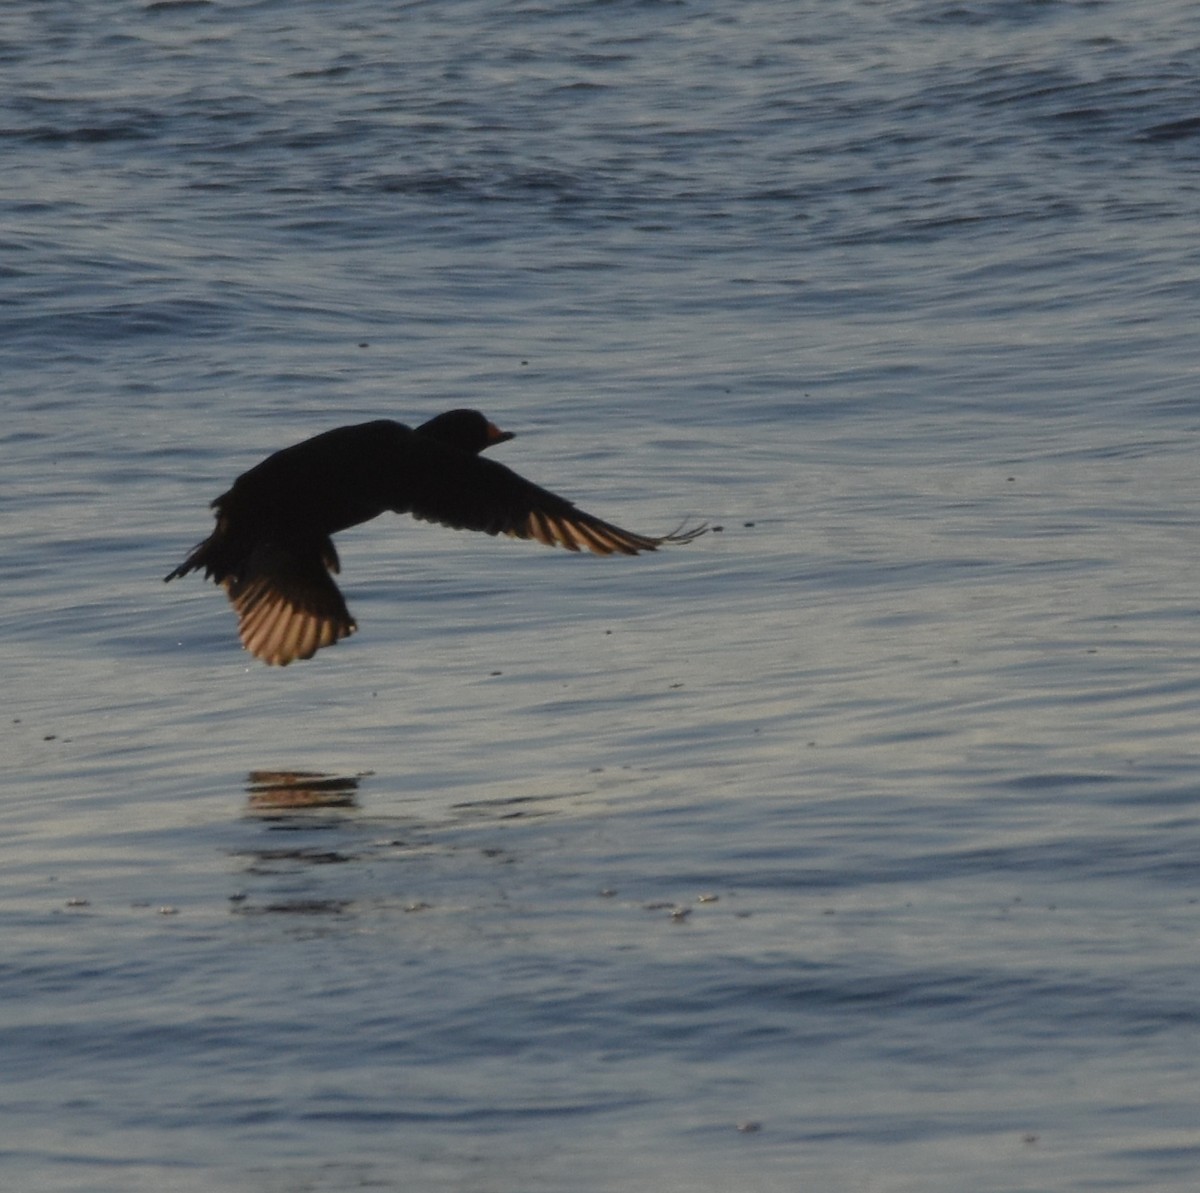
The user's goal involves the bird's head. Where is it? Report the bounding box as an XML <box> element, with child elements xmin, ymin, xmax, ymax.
<box><xmin>416</xmin><ymin>409</ymin><xmax>515</xmax><ymax>455</ymax></box>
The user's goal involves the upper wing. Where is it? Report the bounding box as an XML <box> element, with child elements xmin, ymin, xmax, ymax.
<box><xmin>400</xmin><ymin>449</ymin><xmax>705</xmax><ymax>556</ymax></box>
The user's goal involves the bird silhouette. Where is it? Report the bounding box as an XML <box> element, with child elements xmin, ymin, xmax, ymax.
<box><xmin>165</xmin><ymin>410</ymin><xmax>704</xmax><ymax>665</ymax></box>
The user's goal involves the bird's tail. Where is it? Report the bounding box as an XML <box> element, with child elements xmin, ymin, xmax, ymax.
<box><xmin>164</xmin><ymin>515</ymin><xmax>238</xmax><ymax>584</ymax></box>
<box><xmin>164</xmin><ymin>537</ymin><xmax>212</xmax><ymax>583</ymax></box>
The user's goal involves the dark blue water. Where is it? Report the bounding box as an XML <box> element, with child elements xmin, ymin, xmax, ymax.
<box><xmin>4</xmin><ymin>1</ymin><xmax>1200</xmax><ymax>1189</ymax></box>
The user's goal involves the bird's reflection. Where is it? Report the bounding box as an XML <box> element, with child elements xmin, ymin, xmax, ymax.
<box><xmin>233</xmin><ymin>770</ymin><xmax>368</xmax><ymax>914</ymax></box>
<box><xmin>245</xmin><ymin>769</ymin><xmax>362</xmax><ymax>812</ymax></box>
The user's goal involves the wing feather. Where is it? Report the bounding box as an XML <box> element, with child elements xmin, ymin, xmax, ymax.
<box><xmin>224</xmin><ymin>542</ymin><xmax>356</xmax><ymax>666</ymax></box>
<box><xmin>401</xmin><ymin>449</ymin><xmax>703</xmax><ymax>557</ymax></box>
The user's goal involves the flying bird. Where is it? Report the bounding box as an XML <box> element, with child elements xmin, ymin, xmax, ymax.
<box><xmin>165</xmin><ymin>409</ymin><xmax>704</xmax><ymax>666</ymax></box>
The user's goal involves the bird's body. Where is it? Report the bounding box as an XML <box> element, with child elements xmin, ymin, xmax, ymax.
<box><xmin>165</xmin><ymin>410</ymin><xmax>703</xmax><ymax>665</ymax></box>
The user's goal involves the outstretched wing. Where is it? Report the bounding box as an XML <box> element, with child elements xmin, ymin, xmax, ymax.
<box><xmin>224</xmin><ymin>540</ymin><xmax>356</xmax><ymax>666</ymax></box>
<box><xmin>402</xmin><ymin>450</ymin><xmax>705</xmax><ymax>556</ymax></box>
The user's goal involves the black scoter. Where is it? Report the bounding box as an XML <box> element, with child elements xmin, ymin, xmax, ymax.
<box><xmin>165</xmin><ymin>409</ymin><xmax>704</xmax><ymax>665</ymax></box>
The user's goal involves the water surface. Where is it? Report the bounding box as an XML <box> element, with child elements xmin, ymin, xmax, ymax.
<box><xmin>4</xmin><ymin>1</ymin><xmax>1200</xmax><ymax>1190</ymax></box>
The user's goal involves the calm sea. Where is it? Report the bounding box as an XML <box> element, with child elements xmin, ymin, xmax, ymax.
<box><xmin>4</xmin><ymin>1</ymin><xmax>1200</xmax><ymax>1189</ymax></box>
